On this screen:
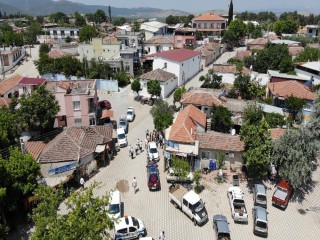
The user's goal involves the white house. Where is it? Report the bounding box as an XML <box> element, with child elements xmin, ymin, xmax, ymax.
<box><xmin>49</xmin><ymin>27</ymin><xmax>80</xmax><ymax>40</ymax></box>
<box><xmin>295</xmin><ymin>61</ymin><xmax>320</xmax><ymax>85</ymax></box>
<box><xmin>144</xmin><ymin>36</ymin><xmax>173</xmax><ymax>55</ymax></box>
<box><xmin>140</xmin><ymin>21</ymin><xmax>168</xmax><ymax>41</ymax></box>
<box><xmin>305</xmin><ymin>25</ymin><xmax>319</xmax><ymax>38</ymax></box>
<box><xmin>152</xmin><ymin>49</ymin><xmax>201</xmax><ymax>86</ymax></box>
<box><xmin>139</xmin><ymin>68</ymin><xmax>177</xmax><ymax>99</ymax></box>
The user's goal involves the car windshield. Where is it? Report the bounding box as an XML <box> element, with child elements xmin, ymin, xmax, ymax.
<box><xmin>119</xmin><ymin>121</ymin><xmax>126</xmax><ymax>126</ymax></box>
<box><xmin>127</xmin><ymin>111</ymin><xmax>133</xmax><ymax>115</ymax></box>
<box><xmin>257</xmin><ymin>195</ymin><xmax>266</xmax><ymax>201</ymax></box>
<box><xmin>109</xmin><ymin>204</ymin><xmax>120</xmax><ymax>214</ymax></box>
<box><xmin>148</xmin><ymin>166</ymin><xmax>158</xmax><ymax>174</ymax></box>
<box><xmin>256</xmin><ymin>221</ymin><xmax>267</xmax><ymax>229</ymax></box>
<box><xmin>132</xmin><ymin>217</ymin><xmax>140</xmax><ymax>228</ymax></box>
<box><xmin>192</xmin><ymin>200</ymin><xmax>204</xmax><ymax>213</ymax></box>
<box><xmin>149</xmin><ymin>148</ymin><xmax>157</xmax><ymax>154</ymax></box>
<box><xmin>118</xmin><ymin>134</ymin><xmax>126</xmax><ymax>139</ymax></box>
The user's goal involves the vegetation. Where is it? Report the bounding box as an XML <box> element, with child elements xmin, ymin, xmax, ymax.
<box><xmin>200</xmin><ymin>69</ymin><xmax>223</xmax><ymax>89</ymax></box>
<box><xmin>193</xmin><ymin>169</ymin><xmax>202</xmax><ymax>193</ymax></box>
<box><xmin>74</xmin><ymin>11</ymin><xmax>86</xmax><ymax>27</ymax></box>
<box><xmin>236</xmin><ymin>11</ymin><xmax>277</xmax><ymax>22</ymax></box>
<box><xmin>0</xmin><ymin>107</ymin><xmax>20</xmax><ymax>150</ymax></box>
<box><xmin>173</xmin><ymin>86</ymin><xmax>186</xmax><ymax>106</ymax></box>
<box><xmin>150</xmin><ymin>100</ymin><xmax>175</xmax><ymax>131</ymax></box>
<box><xmin>228</xmin><ymin>0</ymin><xmax>233</xmax><ymax>26</ymax></box>
<box><xmin>210</xmin><ymin>105</ymin><xmax>233</xmax><ymax>133</ymax></box>
<box><xmin>17</xmin><ymin>85</ymin><xmax>60</xmax><ymax>132</ymax></box>
<box><xmin>147</xmin><ymin>80</ymin><xmax>161</xmax><ymax>98</ymax></box>
<box><xmin>215</xmin><ymin>151</ymin><xmax>226</xmax><ymax>169</ymax></box>
<box><xmin>171</xmin><ymin>156</ymin><xmax>190</xmax><ymax>180</ymax></box>
<box><xmin>79</xmin><ymin>25</ymin><xmax>98</xmax><ymax>42</ymax></box>
<box><xmin>31</xmin><ymin>182</ymin><xmax>114</xmax><ymax>240</ymax></box>
<box><xmin>231</xmin><ymin>74</ymin><xmax>265</xmax><ymax>100</ymax></box>
<box><xmin>285</xmin><ymin>95</ymin><xmax>305</xmax><ymax>121</ymax></box>
<box><xmin>271</xmin><ymin>129</ymin><xmax>318</xmax><ymax>189</ymax></box>
<box><xmin>307</xmin><ymin>93</ymin><xmax>320</xmax><ymax>139</ymax></box>
<box><xmin>264</xmin><ymin>112</ymin><xmax>286</xmax><ymax>128</ymax></box>
<box><xmin>131</xmin><ymin>78</ymin><xmax>141</xmax><ymax>95</ymax></box>
<box><xmin>273</xmin><ymin>17</ymin><xmax>299</xmax><ymax>36</ymax></box>
<box><xmin>294</xmin><ymin>46</ymin><xmax>320</xmax><ymax>62</ymax></box>
<box><xmin>222</xmin><ymin>19</ymin><xmax>247</xmax><ymax>48</ymax></box>
<box><xmin>165</xmin><ymin>14</ymin><xmax>194</xmax><ymax>26</ymax></box>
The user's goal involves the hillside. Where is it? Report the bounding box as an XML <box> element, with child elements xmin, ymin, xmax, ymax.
<box><xmin>0</xmin><ymin>0</ymin><xmax>190</xmax><ymax>17</ymax></box>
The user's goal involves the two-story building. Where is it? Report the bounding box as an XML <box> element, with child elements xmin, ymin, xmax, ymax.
<box><xmin>46</xmin><ymin>80</ymin><xmax>98</xmax><ymax>127</ymax></box>
<box><xmin>0</xmin><ymin>74</ymin><xmax>23</xmax><ymax>98</ymax></box>
<box><xmin>173</xmin><ymin>28</ymin><xmax>196</xmax><ymax>49</ymax></box>
<box><xmin>192</xmin><ymin>13</ymin><xmax>226</xmax><ymax>37</ymax></box>
<box><xmin>18</xmin><ymin>77</ymin><xmax>47</xmax><ymax>96</ymax></box>
<box><xmin>144</xmin><ymin>36</ymin><xmax>173</xmax><ymax>55</ymax></box>
<box><xmin>152</xmin><ymin>49</ymin><xmax>201</xmax><ymax>86</ymax></box>
<box><xmin>0</xmin><ymin>47</ymin><xmax>26</xmax><ymax>75</ymax></box>
<box><xmin>305</xmin><ymin>25</ymin><xmax>319</xmax><ymax>38</ymax></box>
<box><xmin>49</xmin><ymin>27</ymin><xmax>80</xmax><ymax>40</ymax></box>
<box><xmin>140</xmin><ymin>21</ymin><xmax>168</xmax><ymax>41</ymax></box>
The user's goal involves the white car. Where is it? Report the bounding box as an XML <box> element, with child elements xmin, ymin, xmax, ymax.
<box><xmin>166</xmin><ymin>168</ymin><xmax>194</xmax><ymax>183</ymax></box>
<box><xmin>126</xmin><ymin>107</ymin><xmax>135</xmax><ymax>122</ymax></box>
<box><xmin>108</xmin><ymin>190</ymin><xmax>121</xmax><ymax>220</ymax></box>
<box><xmin>147</xmin><ymin>142</ymin><xmax>159</xmax><ymax>161</ymax></box>
<box><xmin>117</xmin><ymin>128</ymin><xmax>128</xmax><ymax>148</ymax></box>
<box><xmin>114</xmin><ymin>216</ymin><xmax>146</xmax><ymax>239</ymax></box>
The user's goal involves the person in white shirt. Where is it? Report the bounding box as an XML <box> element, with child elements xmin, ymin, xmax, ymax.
<box><xmin>80</xmin><ymin>177</ymin><xmax>85</xmax><ymax>189</ymax></box>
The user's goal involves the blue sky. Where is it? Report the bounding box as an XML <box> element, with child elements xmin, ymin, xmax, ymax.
<box><xmin>66</xmin><ymin>0</ymin><xmax>319</xmax><ymax>13</ymax></box>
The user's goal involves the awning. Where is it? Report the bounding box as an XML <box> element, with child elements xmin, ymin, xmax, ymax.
<box><xmin>95</xmin><ymin>145</ymin><xmax>106</xmax><ymax>153</ymax></box>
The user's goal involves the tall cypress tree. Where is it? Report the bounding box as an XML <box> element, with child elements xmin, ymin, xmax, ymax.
<box><xmin>108</xmin><ymin>6</ymin><xmax>112</xmax><ymax>23</ymax></box>
<box><xmin>228</xmin><ymin>0</ymin><xmax>233</xmax><ymax>26</ymax></box>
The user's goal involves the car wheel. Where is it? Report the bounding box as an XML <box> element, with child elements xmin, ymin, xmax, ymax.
<box><xmin>193</xmin><ymin>218</ymin><xmax>197</xmax><ymax>226</ymax></box>
<box><xmin>138</xmin><ymin>233</ymin><xmax>142</xmax><ymax>239</ymax></box>
<box><xmin>173</xmin><ymin>202</ymin><xmax>179</xmax><ymax>208</ymax></box>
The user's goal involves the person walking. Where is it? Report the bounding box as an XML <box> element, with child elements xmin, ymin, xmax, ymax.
<box><xmin>145</xmin><ymin>138</ymin><xmax>148</xmax><ymax>150</ymax></box>
<box><xmin>80</xmin><ymin>177</ymin><xmax>85</xmax><ymax>189</ymax></box>
<box><xmin>132</xmin><ymin>177</ymin><xmax>138</xmax><ymax>194</ymax></box>
<box><xmin>135</xmin><ymin>143</ymin><xmax>139</xmax><ymax>155</ymax></box>
<box><xmin>139</xmin><ymin>140</ymin><xmax>143</xmax><ymax>152</ymax></box>
<box><xmin>159</xmin><ymin>231</ymin><xmax>165</xmax><ymax>240</ymax></box>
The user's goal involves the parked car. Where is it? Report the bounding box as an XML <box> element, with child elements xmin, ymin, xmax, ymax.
<box><xmin>108</xmin><ymin>190</ymin><xmax>122</xmax><ymax>220</ymax></box>
<box><xmin>140</xmin><ymin>96</ymin><xmax>153</xmax><ymax>106</ymax></box>
<box><xmin>253</xmin><ymin>184</ymin><xmax>267</xmax><ymax>208</ymax></box>
<box><xmin>118</xmin><ymin>116</ymin><xmax>128</xmax><ymax>134</ymax></box>
<box><xmin>272</xmin><ymin>180</ymin><xmax>293</xmax><ymax>209</ymax></box>
<box><xmin>147</xmin><ymin>141</ymin><xmax>159</xmax><ymax>161</ymax></box>
<box><xmin>126</xmin><ymin>107</ymin><xmax>135</xmax><ymax>122</ymax></box>
<box><xmin>212</xmin><ymin>214</ymin><xmax>231</xmax><ymax>240</ymax></box>
<box><xmin>98</xmin><ymin>100</ymin><xmax>111</xmax><ymax>109</ymax></box>
<box><xmin>146</xmin><ymin>161</ymin><xmax>160</xmax><ymax>191</ymax></box>
<box><xmin>117</xmin><ymin>128</ymin><xmax>128</xmax><ymax>148</ymax></box>
<box><xmin>252</xmin><ymin>206</ymin><xmax>268</xmax><ymax>237</ymax></box>
<box><xmin>227</xmin><ymin>186</ymin><xmax>248</xmax><ymax>223</ymax></box>
<box><xmin>166</xmin><ymin>168</ymin><xmax>194</xmax><ymax>184</ymax></box>
<box><xmin>114</xmin><ymin>216</ymin><xmax>146</xmax><ymax>239</ymax></box>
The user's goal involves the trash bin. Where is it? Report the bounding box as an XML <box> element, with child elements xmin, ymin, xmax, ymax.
<box><xmin>233</xmin><ymin>174</ymin><xmax>240</xmax><ymax>186</ymax></box>
<box><xmin>209</xmin><ymin>159</ymin><xmax>216</xmax><ymax>170</ymax></box>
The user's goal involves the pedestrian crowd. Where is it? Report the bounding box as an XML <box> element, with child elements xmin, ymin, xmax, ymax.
<box><xmin>145</xmin><ymin>129</ymin><xmax>165</xmax><ymax>150</ymax></box>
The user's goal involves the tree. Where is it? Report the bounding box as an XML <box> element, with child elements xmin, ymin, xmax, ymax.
<box><xmin>131</xmin><ymin>78</ymin><xmax>141</xmax><ymax>95</ymax></box>
<box><xmin>285</xmin><ymin>95</ymin><xmax>305</xmax><ymax>120</ymax></box>
<box><xmin>39</xmin><ymin>43</ymin><xmax>49</xmax><ymax>54</ymax></box>
<box><xmin>241</xmin><ymin>118</ymin><xmax>272</xmax><ymax>179</ymax></box>
<box><xmin>264</xmin><ymin>112</ymin><xmax>286</xmax><ymax>128</ymax></box>
<box><xmin>252</xmin><ymin>26</ymin><xmax>262</xmax><ymax>38</ymax></box>
<box><xmin>273</xmin><ymin>18</ymin><xmax>299</xmax><ymax>36</ymax></box>
<box><xmin>24</xmin><ymin>22</ymin><xmax>41</xmax><ymax>45</ymax></box>
<box><xmin>307</xmin><ymin>93</ymin><xmax>320</xmax><ymax>139</ymax></box>
<box><xmin>215</xmin><ymin>151</ymin><xmax>226</xmax><ymax>169</ymax></box>
<box><xmin>94</xmin><ymin>9</ymin><xmax>107</xmax><ymax>23</ymax></box>
<box><xmin>49</xmin><ymin>12</ymin><xmax>69</xmax><ymax>24</ymax></box>
<box><xmin>246</xmin><ymin>22</ymin><xmax>255</xmax><ymax>37</ymax></box>
<box><xmin>132</xmin><ymin>20</ymin><xmax>141</xmax><ymax>32</ymax></box>
<box><xmin>0</xmin><ymin>107</ymin><xmax>20</xmax><ymax>150</ymax></box>
<box><xmin>294</xmin><ymin>46</ymin><xmax>320</xmax><ymax>62</ymax></box>
<box><xmin>242</xmin><ymin>102</ymin><xmax>264</xmax><ymax>125</ymax></box>
<box><xmin>222</xmin><ymin>19</ymin><xmax>246</xmax><ymax>48</ymax></box>
<box><xmin>31</xmin><ymin>182</ymin><xmax>114</xmax><ymax>240</ymax></box>
<box><xmin>271</xmin><ymin>129</ymin><xmax>319</xmax><ymax>189</ymax></box>
<box><xmin>108</xmin><ymin>6</ymin><xmax>112</xmax><ymax>23</ymax></box>
<box><xmin>147</xmin><ymin>80</ymin><xmax>161</xmax><ymax>98</ymax></box>
<box><xmin>64</xmin><ymin>36</ymin><xmax>71</xmax><ymax>43</ymax></box>
<box><xmin>228</xmin><ymin>0</ymin><xmax>234</xmax><ymax>26</ymax></box>
<box><xmin>171</xmin><ymin>156</ymin><xmax>190</xmax><ymax>180</ymax></box>
<box><xmin>114</xmin><ymin>70</ymin><xmax>130</xmax><ymax>87</ymax></box>
<box><xmin>74</xmin><ymin>11</ymin><xmax>86</xmax><ymax>27</ymax></box>
<box><xmin>79</xmin><ymin>25</ymin><xmax>98</xmax><ymax>42</ymax></box>
<box><xmin>201</xmin><ymin>72</ymin><xmax>223</xmax><ymax>89</ymax></box>
<box><xmin>17</xmin><ymin>85</ymin><xmax>60</xmax><ymax>132</ymax></box>
<box><xmin>211</xmin><ymin>105</ymin><xmax>233</xmax><ymax>133</ymax></box>
<box><xmin>150</xmin><ymin>100</ymin><xmax>175</xmax><ymax>131</ymax></box>
<box><xmin>173</xmin><ymin>86</ymin><xmax>186</xmax><ymax>106</ymax></box>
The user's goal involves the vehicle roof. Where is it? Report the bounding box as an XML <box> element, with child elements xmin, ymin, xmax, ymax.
<box><xmin>117</xmin><ymin>128</ymin><xmax>125</xmax><ymax>134</ymax></box>
<box><xmin>119</xmin><ymin>115</ymin><xmax>126</xmax><ymax>121</ymax></box>
<box><xmin>228</xmin><ymin>186</ymin><xmax>243</xmax><ymax>199</ymax></box>
<box><xmin>184</xmin><ymin>190</ymin><xmax>201</xmax><ymax>204</ymax></box>
<box><xmin>278</xmin><ymin>180</ymin><xmax>290</xmax><ymax>188</ymax></box>
<box><xmin>148</xmin><ymin>166</ymin><xmax>158</xmax><ymax>173</ymax></box>
<box><xmin>213</xmin><ymin>214</ymin><xmax>230</xmax><ymax>234</ymax></box>
<box><xmin>110</xmin><ymin>190</ymin><xmax>120</xmax><ymax>204</ymax></box>
<box><xmin>127</xmin><ymin>107</ymin><xmax>134</xmax><ymax>110</ymax></box>
<box><xmin>254</xmin><ymin>206</ymin><xmax>268</xmax><ymax>221</ymax></box>
<box><xmin>254</xmin><ymin>184</ymin><xmax>266</xmax><ymax>194</ymax></box>
<box><xmin>149</xmin><ymin>141</ymin><xmax>157</xmax><ymax>148</ymax></box>
<box><xmin>114</xmin><ymin>216</ymin><xmax>134</xmax><ymax>230</ymax></box>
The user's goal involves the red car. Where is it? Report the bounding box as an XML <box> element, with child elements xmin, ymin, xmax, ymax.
<box><xmin>146</xmin><ymin>162</ymin><xmax>160</xmax><ymax>191</ymax></box>
<box><xmin>272</xmin><ymin>180</ymin><xmax>293</xmax><ymax>209</ymax></box>
<box><xmin>98</xmin><ymin>100</ymin><xmax>111</xmax><ymax>110</ymax></box>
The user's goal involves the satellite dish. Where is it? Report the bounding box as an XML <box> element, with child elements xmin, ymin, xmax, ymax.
<box><xmin>231</xmin><ymin>129</ymin><xmax>236</xmax><ymax>135</ymax></box>
<box><xmin>98</xmin><ymin>56</ymin><xmax>103</xmax><ymax>61</ymax></box>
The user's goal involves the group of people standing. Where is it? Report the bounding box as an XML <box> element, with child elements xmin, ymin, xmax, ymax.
<box><xmin>128</xmin><ymin>139</ymin><xmax>143</xmax><ymax>159</ymax></box>
<box><xmin>145</xmin><ymin>129</ymin><xmax>165</xmax><ymax>149</ymax></box>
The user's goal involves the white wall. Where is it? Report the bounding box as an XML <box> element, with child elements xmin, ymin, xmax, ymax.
<box><xmin>140</xmin><ymin>77</ymin><xmax>177</xmax><ymax>99</ymax></box>
<box><xmin>153</xmin><ymin>55</ymin><xmax>200</xmax><ymax>86</ymax></box>
<box><xmin>144</xmin><ymin>44</ymin><xmax>173</xmax><ymax>54</ymax></box>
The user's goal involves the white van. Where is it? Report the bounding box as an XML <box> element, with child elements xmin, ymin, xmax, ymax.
<box><xmin>108</xmin><ymin>190</ymin><xmax>121</xmax><ymax>220</ymax></box>
<box><xmin>114</xmin><ymin>216</ymin><xmax>146</xmax><ymax>239</ymax></box>
<box><xmin>117</xmin><ymin>128</ymin><xmax>128</xmax><ymax>148</ymax></box>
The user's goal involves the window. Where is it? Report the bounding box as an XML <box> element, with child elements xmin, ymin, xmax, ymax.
<box><xmin>177</xmin><ymin>40</ymin><xmax>182</xmax><ymax>44</ymax></box>
<box><xmin>309</xmin><ymin>29</ymin><xmax>313</xmax><ymax>33</ymax></box>
<box><xmin>164</xmin><ymin>62</ymin><xmax>167</xmax><ymax>68</ymax></box>
<box><xmin>70</xmin><ymin>31</ymin><xmax>74</xmax><ymax>36</ymax></box>
<box><xmin>201</xmin><ymin>151</ymin><xmax>210</xmax><ymax>159</ymax></box>
<box><xmin>73</xmin><ymin>101</ymin><xmax>81</xmax><ymax>110</ymax></box>
<box><xmin>53</xmin><ymin>30</ymin><xmax>57</xmax><ymax>35</ymax></box>
<box><xmin>204</xmin><ymin>23</ymin><xmax>207</xmax><ymax>29</ymax></box>
<box><xmin>74</xmin><ymin>118</ymin><xmax>82</xmax><ymax>125</ymax></box>
<box><xmin>211</xmin><ymin>23</ymin><xmax>214</xmax><ymax>28</ymax></box>
<box><xmin>183</xmin><ymin>198</ymin><xmax>188</xmax><ymax>207</ymax></box>
<box><xmin>23</xmin><ymin>86</ymin><xmax>27</xmax><ymax>93</ymax></box>
<box><xmin>61</xmin><ymin>30</ymin><xmax>65</xmax><ymax>36</ymax></box>
<box><xmin>226</xmin><ymin>152</ymin><xmax>234</xmax><ymax>158</ymax></box>
<box><xmin>129</xmin><ymin>227</ymin><xmax>136</xmax><ymax>233</ymax></box>
<box><xmin>117</xmin><ymin>228</ymin><xmax>127</xmax><ymax>234</ymax></box>
<box><xmin>125</xmin><ymin>65</ymin><xmax>130</xmax><ymax>72</ymax></box>
<box><xmin>181</xmin><ymin>63</ymin><xmax>183</xmax><ymax>66</ymax></box>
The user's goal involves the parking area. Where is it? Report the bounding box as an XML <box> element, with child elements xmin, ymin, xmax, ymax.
<box><xmin>79</xmin><ymin>86</ymin><xmax>320</xmax><ymax>240</ymax></box>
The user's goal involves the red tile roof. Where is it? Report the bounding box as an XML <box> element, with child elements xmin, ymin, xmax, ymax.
<box><xmin>213</xmin><ymin>64</ymin><xmax>251</xmax><ymax>75</ymax></box>
<box><xmin>270</xmin><ymin>128</ymin><xmax>286</xmax><ymax>140</ymax></box>
<box><xmin>0</xmin><ymin>97</ymin><xmax>11</xmax><ymax>108</ymax></box>
<box><xmin>196</xmin><ymin>131</ymin><xmax>244</xmax><ymax>152</ymax></box>
<box><xmin>235</xmin><ymin>50</ymin><xmax>251</xmax><ymax>60</ymax></box>
<box><xmin>0</xmin><ymin>74</ymin><xmax>23</xmax><ymax>95</ymax></box>
<box><xmin>181</xmin><ymin>91</ymin><xmax>223</xmax><ymax>107</ymax></box>
<box><xmin>144</xmin><ymin>36</ymin><xmax>173</xmax><ymax>45</ymax></box>
<box><xmin>193</xmin><ymin>13</ymin><xmax>225</xmax><ymax>21</ymax></box>
<box><xmin>169</xmin><ymin>105</ymin><xmax>206</xmax><ymax>144</ymax></box>
<box><xmin>25</xmin><ymin>141</ymin><xmax>47</xmax><ymax>160</ymax></box>
<box><xmin>19</xmin><ymin>77</ymin><xmax>46</xmax><ymax>85</ymax></box>
<box><xmin>153</xmin><ymin>49</ymin><xmax>200</xmax><ymax>62</ymax></box>
<box><xmin>140</xmin><ymin>69</ymin><xmax>176</xmax><ymax>82</ymax></box>
<box><xmin>268</xmin><ymin>80</ymin><xmax>316</xmax><ymax>101</ymax></box>
<box><xmin>48</xmin><ymin>48</ymin><xmax>73</xmax><ymax>59</ymax></box>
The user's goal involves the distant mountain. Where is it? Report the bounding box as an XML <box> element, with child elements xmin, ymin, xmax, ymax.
<box><xmin>0</xmin><ymin>0</ymin><xmax>190</xmax><ymax>17</ymax></box>
<box><xmin>0</xmin><ymin>1</ymin><xmax>25</xmax><ymax>15</ymax></box>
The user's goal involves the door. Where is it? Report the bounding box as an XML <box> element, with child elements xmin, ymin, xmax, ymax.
<box><xmin>128</xmin><ymin>226</ymin><xmax>137</xmax><ymax>239</ymax></box>
<box><xmin>116</xmin><ymin>228</ymin><xmax>128</xmax><ymax>239</ymax></box>
<box><xmin>182</xmin><ymin>199</ymin><xmax>193</xmax><ymax>219</ymax></box>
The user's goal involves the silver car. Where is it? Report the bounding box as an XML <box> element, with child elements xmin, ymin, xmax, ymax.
<box><xmin>126</xmin><ymin>107</ymin><xmax>135</xmax><ymax>122</ymax></box>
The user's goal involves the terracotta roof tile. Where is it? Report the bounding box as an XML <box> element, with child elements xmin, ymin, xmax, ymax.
<box><xmin>39</xmin><ymin>126</ymin><xmax>113</xmax><ymax>163</ymax></box>
<box><xmin>213</xmin><ymin>64</ymin><xmax>251</xmax><ymax>75</ymax></box>
<box><xmin>48</xmin><ymin>48</ymin><xmax>73</xmax><ymax>59</ymax></box>
<box><xmin>144</xmin><ymin>36</ymin><xmax>173</xmax><ymax>45</ymax></box>
<box><xmin>193</xmin><ymin>13</ymin><xmax>225</xmax><ymax>21</ymax></box>
<box><xmin>153</xmin><ymin>49</ymin><xmax>200</xmax><ymax>62</ymax></box>
<box><xmin>0</xmin><ymin>97</ymin><xmax>11</xmax><ymax>108</ymax></box>
<box><xmin>235</xmin><ymin>50</ymin><xmax>251</xmax><ymax>60</ymax></box>
<box><xmin>169</xmin><ymin>105</ymin><xmax>206</xmax><ymax>144</ymax></box>
<box><xmin>25</xmin><ymin>141</ymin><xmax>47</xmax><ymax>160</ymax></box>
<box><xmin>18</xmin><ymin>77</ymin><xmax>46</xmax><ymax>85</ymax></box>
<box><xmin>268</xmin><ymin>80</ymin><xmax>316</xmax><ymax>101</ymax></box>
<box><xmin>181</xmin><ymin>91</ymin><xmax>223</xmax><ymax>107</ymax></box>
<box><xmin>0</xmin><ymin>74</ymin><xmax>23</xmax><ymax>95</ymax></box>
<box><xmin>196</xmin><ymin>131</ymin><xmax>244</xmax><ymax>152</ymax></box>
<box><xmin>270</xmin><ymin>128</ymin><xmax>286</xmax><ymax>140</ymax></box>
<box><xmin>140</xmin><ymin>69</ymin><xmax>176</xmax><ymax>82</ymax></box>
<box><xmin>288</xmin><ymin>46</ymin><xmax>304</xmax><ymax>56</ymax></box>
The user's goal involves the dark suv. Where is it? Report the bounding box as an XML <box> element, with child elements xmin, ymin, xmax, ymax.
<box><xmin>213</xmin><ymin>215</ymin><xmax>231</xmax><ymax>240</ymax></box>
<box><xmin>146</xmin><ymin>162</ymin><xmax>160</xmax><ymax>191</ymax></box>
